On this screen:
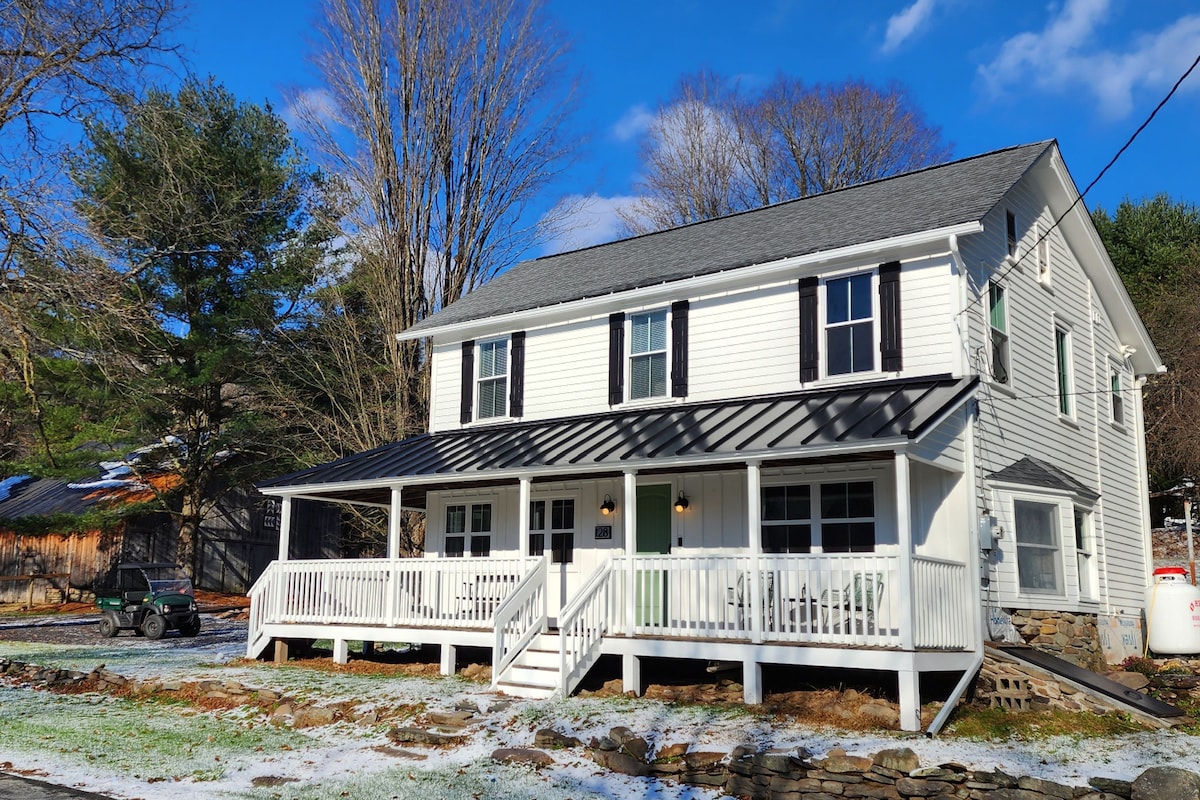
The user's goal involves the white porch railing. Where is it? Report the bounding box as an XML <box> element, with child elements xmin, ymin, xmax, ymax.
<box><xmin>492</xmin><ymin>556</ymin><xmax>549</xmax><ymax>684</ymax></box>
<box><xmin>558</xmin><ymin>558</ymin><xmax>615</xmax><ymax>697</ymax></box>
<box><xmin>246</xmin><ymin>552</ymin><xmax>972</xmax><ymax>660</ymax></box>
<box><xmin>912</xmin><ymin>555</ymin><xmax>973</xmax><ymax>648</ymax></box>
<box><xmin>609</xmin><ymin>553</ymin><xmax>970</xmax><ymax>650</ymax></box>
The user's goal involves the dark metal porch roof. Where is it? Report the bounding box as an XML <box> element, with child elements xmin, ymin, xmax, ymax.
<box><xmin>260</xmin><ymin>375</ymin><xmax>977</xmax><ymax>500</ymax></box>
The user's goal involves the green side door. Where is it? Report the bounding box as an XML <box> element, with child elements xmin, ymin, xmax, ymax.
<box><xmin>635</xmin><ymin>484</ymin><xmax>672</xmax><ymax>626</ymax></box>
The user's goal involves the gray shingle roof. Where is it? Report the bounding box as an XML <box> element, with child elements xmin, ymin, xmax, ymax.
<box><xmin>986</xmin><ymin>456</ymin><xmax>1100</xmax><ymax>501</ymax></box>
<box><xmin>406</xmin><ymin>141</ymin><xmax>1054</xmax><ymax>334</ymax></box>
<box><xmin>259</xmin><ymin>374</ymin><xmax>977</xmax><ymax>495</ymax></box>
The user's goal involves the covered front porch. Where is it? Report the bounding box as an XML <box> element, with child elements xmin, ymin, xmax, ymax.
<box><xmin>250</xmin><ymin>375</ymin><xmax>983</xmax><ymax>730</ymax></box>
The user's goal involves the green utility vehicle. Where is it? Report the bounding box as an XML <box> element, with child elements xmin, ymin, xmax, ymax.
<box><xmin>95</xmin><ymin>562</ymin><xmax>201</xmax><ymax>639</ymax></box>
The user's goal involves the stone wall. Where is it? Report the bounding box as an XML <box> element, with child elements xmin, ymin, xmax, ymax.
<box><xmin>1008</xmin><ymin>609</ymin><xmax>1104</xmax><ymax>670</ymax></box>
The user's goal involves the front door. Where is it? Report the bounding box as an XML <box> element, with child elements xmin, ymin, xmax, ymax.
<box><xmin>531</xmin><ymin>498</ymin><xmax>576</xmax><ymax>624</ymax></box>
<box><xmin>635</xmin><ymin>484</ymin><xmax>672</xmax><ymax>625</ymax></box>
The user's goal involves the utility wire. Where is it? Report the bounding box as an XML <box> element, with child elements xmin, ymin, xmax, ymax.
<box><xmin>956</xmin><ymin>49</ymin><xmax>1200</xmax><ymax>319</ymax></box>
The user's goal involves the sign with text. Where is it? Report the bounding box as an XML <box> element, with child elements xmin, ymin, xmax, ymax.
<box><xmin>1099</xmin><ymin>613</ymin><xmax>1143</xmax><ymax>665</ymax></box>
<box><xmin>594</xmin><ymin>525</ymin><xmax>612</xmax><ymax>540</ymax></box>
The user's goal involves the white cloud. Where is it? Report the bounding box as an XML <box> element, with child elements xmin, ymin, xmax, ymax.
<box><xmin>282</xmin><ymin>87</ymin><xmax>342</xmax><ymax>130</ymax></box>
<box><xmin>979</xmin><ymin>0</ymin><xmax>1200</xmax><ymax>119</ymax></box>
<box><xmin>540</xmin><ymin>194</ymin><xmax>640</xmax><ymax>254</ymax></box>
<box><xmin>611</xmin><ymin>104</ymin><xmax>655</xmax><ymax>142</ymax></box>
<box><xmin>881</xmin><ymin>0</ymin><xmax>939</xmax><ymax>54</ymax></box>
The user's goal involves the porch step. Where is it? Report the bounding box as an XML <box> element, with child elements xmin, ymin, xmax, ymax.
<box><xmin>494</xmin><ymin>634</ymin><xmax>562</xmax><ymax>699</ymax></box>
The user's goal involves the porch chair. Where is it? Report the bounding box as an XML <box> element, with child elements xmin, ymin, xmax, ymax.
<box><xmin>817</xmin><ymin>572</ymin><xmax>883</xmax><ymax>634</ymax></box>
<box><xmin>727</xmin><ymin>571</ymin><xmax>778</xmax><ymax>631</ymax></box>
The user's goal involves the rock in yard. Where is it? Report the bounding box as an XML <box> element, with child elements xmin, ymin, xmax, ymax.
<box><xmin>1131</xmin><ymin>767</ymin><xmax>1200</xmax><ymax>800</ymax></box>
<box><xmin>292</xmin><ymin>706</ymin><xmax>336</xmax><ymax>728</ymax></box>
<box><xmin>492</xmin><ymin>748</ymin><xmax>553</xmax><ymax>767</ymax></box>
<box><xmin>873</xmin><ymin>748</ymin><xmax>920</xmax><ymax>773</ymax></box>
<box><xmin>534</xmin><ymin>729</ymin><xmax>581</xmax><ymax>749</ymax></box>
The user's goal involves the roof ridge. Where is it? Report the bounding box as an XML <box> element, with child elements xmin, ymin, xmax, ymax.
<box><xmin>530</xmin><ymin>140</ymin><xmax>1056</xmax><ymax>263</ymax></box>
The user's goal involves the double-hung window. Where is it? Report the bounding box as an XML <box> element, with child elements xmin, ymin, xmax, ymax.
<box><xmin>445</xmin><ymin>503</ymin><xmax>491</xmax><ymax>557</ymax></box>
<box><xmin>762</xmin><ymin>486</ymin><xmax>812</xmax><ymax>553</ymax></box>
<box><xmin>988</xmin><ymin>282</ymin><xmax>1010</xmax><ymax>385</ymax></box>
<box><xmin>477</xmin><ymin>338</ymin><xmax>509</xmax><ymax>419</ymax></box>
<box><xmin>1110</xmin><ymin>367</ymin><xmax>1124</xmax><ymax>426</ymax></box>
<box><xmin>825</xmin><ymin>273</ymin><xmax>874</xmax><ymax>375</ymax></box>
<box><xmin>1055</xmin><ymin>326</ymin><xmax>1073</xmax><ymax>417</ymax></box>
<box><xmin>1014</xmin><ymin>500</ymin><xmax>1062</xmax><ymax>595</ymax></box>
<box><xmin>629</xmin><ymin>310</ymin><xmax>668</xmax><ymax>400</ymax></box>
<box><xmin>1074</xmin><ymin>508</ymin><xmax>1096</xmax><ymax>599</ymax></box>
<box><xmin>820</xmin><ymin>481</ymin><xmax>875</xmax><ymax>553</ymax></box>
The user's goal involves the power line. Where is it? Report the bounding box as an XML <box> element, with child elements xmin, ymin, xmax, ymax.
<box><xmin>956</xmin><ymin>49</ymin><xmax>1200</xmax><ymax>320</ymax></box>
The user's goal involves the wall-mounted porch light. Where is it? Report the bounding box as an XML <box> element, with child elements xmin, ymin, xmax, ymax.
<box><xmin>600</xmin><ymin>494</ymin><xmax>616</xmax><ymax>516</ymax></box>
<box><xmin>673</xmin><ymin>492</ymin><xmax>690</xmax><ymax>512</ymax></box>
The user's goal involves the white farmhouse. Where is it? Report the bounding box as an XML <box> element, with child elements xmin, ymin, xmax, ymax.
<box><xmin>250</xmin><ymin>140</ymin><xmax>1162</xmax><ymax>731</ymax></box>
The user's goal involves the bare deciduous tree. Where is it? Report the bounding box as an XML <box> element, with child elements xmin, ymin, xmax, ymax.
<box><xmin>621</xmin><ymin>73</ymin><xmax>952</xmax><ymax>234</ymax></box>
<box><xmin>0</xmin><ymin>0</ymin><xmax>176</xmax><ymax>465</ymax></box>
<box><xmin>272</xmin><ymin>0</ymin><xmax>577</xmax><ymax>554</ymax></box>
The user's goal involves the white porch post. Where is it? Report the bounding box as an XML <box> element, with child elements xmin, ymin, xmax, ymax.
<box><xmin>746</xmin><ymin>461</ymin><xmax>763</xmax><ymax>645</ymax></box>
<box><xmin>518</xmin><ymin>477</ymin><xmax>531</xmax><ymax>561</ymax></box>
<box><xmin>624</xmin><ymin>470</ymin><xmax>638</xmax><ymax>634</ymax></box>
<box><xmin>895</xmin><ymin>450</ymin><xmax>920</xmax><ymax>731</ymax></box>
<box><xmin>387</xmin><ymin>486</ymin><xmax>403</xmax><ymax>558</ymax></box>
<box><xmin>277</xmin><ymin>496</ymin><xmax>293</xmax><ymax>562</ymax></box>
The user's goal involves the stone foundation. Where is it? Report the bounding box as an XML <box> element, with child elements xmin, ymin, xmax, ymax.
<box><xmin>1007</xmin><ymin>609</ymin><xmax>1104</xmax><ymax>670</ymax></box>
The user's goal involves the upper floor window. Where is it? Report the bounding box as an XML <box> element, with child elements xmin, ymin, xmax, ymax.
<box><xmin>1014</xmin><ymin>499</ymin><xmax>1062</xmax><ymax>595</ymax></box>
<box><xmin>629</xmin><ymin>310</ymin><xmax>668</xmax><ymax>400</ymax></box>
<box><xmin>477</xmin><ymin>338</ymin><xmax>509</xmax><ymax>419</ymax></box>
<box><xmin>1036</xmin><ymin>223</ymin><xmax>1051</xmax><ymax>284</ymax></box>
<box><xmin>824</xmin><ymin>273</ymin><xmax>874</xmax><ymax>376</ymax></box>
<box><xmin>1110</xmin><ymin>367</ymin><xmax>1124</xmax><ymax>426</ymax></box>
<box><xmin>988</xmin><ymin>282</ymin><xmax>1010</xmax><ymax>385</ymax></box>
<box><xmin>1055</xmin><ymin>326</ymin><xmax>1073</xmax><ymax>417</ymax></box>
<box><xmin>1075</xmin><ymin>508</ymin><xmax>1096</xmax><ymax>600</ymax></box>
<box><xmin>1006</xmin><ymin>209</ymin><xmax>1018</xmax><ymax>259</ymax></box>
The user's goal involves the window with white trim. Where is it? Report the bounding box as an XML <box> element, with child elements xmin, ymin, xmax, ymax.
<box><xmin>762</xmin><ymin>481</ymin><xmax>875</xmax><ymax>553</ymax></box>
<box><xmin>629</xmin><ymin>310</ymin><xmax>668</xmax><ymax>400</ymax></box>
<box><xmin>824</xmin><ymin>273</ymin><xmax>874</xmax><ymax>375</ymax></box>
<box><xmin>1110</xmin><ymin>367</ymin><xmax>1124</xmax><ymax>426</ymax></box>
<box><xmin>1074</xmin><ymin>508</ymin><xmax>1096</xmax><ymax>600</ymax></box>
<box><xmin>476</xmin><ymin>338</ymin><xmax>509</xmax><ymax>419</ymax></box>
<box><xmin>988</xmin><ymin>282</ymin><xmax>1010</xmax><ymax>385</ymax></box>
<box><xmin>1055</xmin><ymin>325</ymin><xmax>1073</xmax><ymax>417</ymax></box>
<box><xmin>1014</xmin><ymin>500</ymin><xmax>1063</xmax><ymax>595</ymax></box>
<box><xmin>445</xmin><ymin>502</ymin><xmax>491</xmax><ymax>557</ymax></box>
<box><xmin>529</xmin><ymin>498</ymin><xmax>575</xmax><ymax>563</ymax></box>
<box><xmin>1036</xmin><ymin>223</ymin><xmax>1051</xmax><ymax>284</ymax></box>
<box><xmin>1006</xmin><ymin>209</ymin><xmax>1018</xmax><ymax>259</ymax></box>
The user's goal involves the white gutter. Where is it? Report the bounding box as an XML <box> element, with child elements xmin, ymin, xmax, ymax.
<box><xmin>398</xmin><ymin>222</ymin><xmax>984</xmax><ymax>342</ymax></box>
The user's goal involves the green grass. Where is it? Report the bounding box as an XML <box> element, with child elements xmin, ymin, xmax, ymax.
<box><xmin>941</xmin><ymin>706</ymin><xmax>1146</xmax><ymax>740</ymax></box>
<box><xmin>0</xmin><ymin>686</ymin><xmax>316</xmax><ymax>783</ymax></box>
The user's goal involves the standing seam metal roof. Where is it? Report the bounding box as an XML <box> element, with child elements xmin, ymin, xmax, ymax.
<box><xmin>259</xmin><ymin>375</ymin><xmax>978</xmax><ymax>491</ymax></box>
<box><xmin>405</xmin><ymin>141</ymin><xmax>1054</xmax><ymax>334</ymax></box>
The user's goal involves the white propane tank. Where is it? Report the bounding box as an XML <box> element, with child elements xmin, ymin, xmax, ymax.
<box><xmin>1144</xmin><ymin>566</ymin><xmax>1200</xmax><ymax>655</ymax></box>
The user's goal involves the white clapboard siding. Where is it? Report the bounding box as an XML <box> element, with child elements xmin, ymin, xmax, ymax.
<box><xmin>899</xmin><ymin>255</ymin><xmax>958</xmax><ymax>375</ymax></box>
<box><xmin>962</xmin><ymin>185</ymin><xmax>1149</xmax><ymax>617</ymax></box>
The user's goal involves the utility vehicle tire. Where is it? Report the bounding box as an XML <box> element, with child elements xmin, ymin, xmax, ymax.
<box><xmin>142</xmin><ymin>614</ymin><xmax>167</xmax><ymax>640</ymax></box>
<box><xmin>179</xmin><ymin>617</ymin><xmax>201</xmax><ymax>637</ymax></box>
<box><xmin>98</xmin><ymin>612</ymin><xmax>119</xmax><ymax>638</ymax></box>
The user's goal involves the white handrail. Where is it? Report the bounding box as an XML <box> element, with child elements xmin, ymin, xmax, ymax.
<box><xmin>492</xmin><ymin>556</ymin><xmax>548</xmax><ymax>685</ymax></box>
<box><xmin>557</xmin><ymin>559</ymin><xmax>614</xmax><ymax>698</ymax></box>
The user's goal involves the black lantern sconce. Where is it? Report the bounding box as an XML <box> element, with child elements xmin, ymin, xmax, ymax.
<box><xmin>673</xmin><ymin>492</ymin><xmax>690</xmax><ymax>512</ymax></box>
<box><xmin>600</xmin><ymin>494</ymin><xmax>616</xmax><ymax>516</ymax></box>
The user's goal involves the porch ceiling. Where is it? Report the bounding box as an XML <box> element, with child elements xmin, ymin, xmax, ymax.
<box><xmin>260</xmin><ymin>375</ymin><xmax>977</xmax><ymax>501</ymax></box>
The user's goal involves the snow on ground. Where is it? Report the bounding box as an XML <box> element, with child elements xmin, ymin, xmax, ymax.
<box><xmin>1</xmin><ymin>614</ymin><xmax>1199</xmax><ymax>799</ymax></box>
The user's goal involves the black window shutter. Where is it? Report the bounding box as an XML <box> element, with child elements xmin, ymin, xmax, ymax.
<box><xmin>509</xmin><ymin>331</ymin><xmax>526</xmax><ymax>417</ymax></box>
<box><xmin>460</xmin><ymin>340</ymin><xmax>475</xmax><ymax>424</ymax></box>
<box><xmin>798</xmin><ymin>277</ymin><xmax>819</xmax><ymax>382</ymax></box>
<box><xmin>670</xmin><ymin>300</ymin><xmax>689</xmax><ymax>397</ymax></box>
<box><xmin>608</xmin><ymin>312</ymin><xmax>625</xmax><ymax>405</ymax></box>
<box><xmin>878</xmin><ymin>261</ymin><xmax>902</xmax><ymax>372</ymax></box>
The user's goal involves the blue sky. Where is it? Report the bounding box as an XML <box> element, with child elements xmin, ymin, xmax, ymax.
<box><xmin>179</xmin><ymin>0</ymin><xmax>1200</xmax><ymax>257</ymax></box>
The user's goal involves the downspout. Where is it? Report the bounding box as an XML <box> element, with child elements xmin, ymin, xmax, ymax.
<box><xmin>926</xmin><ymin>647</ymin><xmax>984</xmax><ymax>736</ymax></box>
